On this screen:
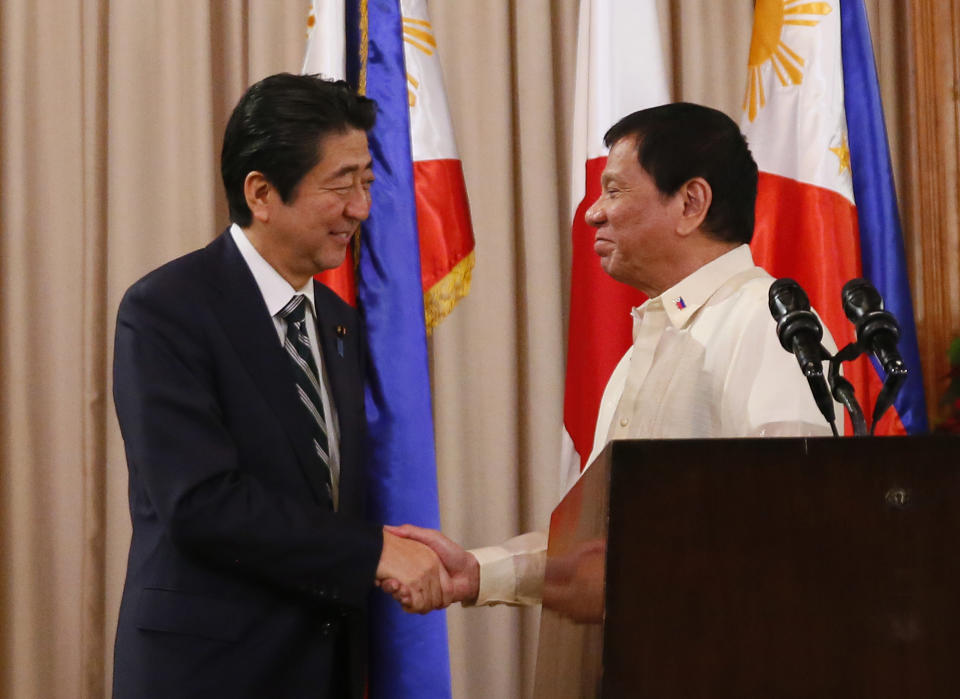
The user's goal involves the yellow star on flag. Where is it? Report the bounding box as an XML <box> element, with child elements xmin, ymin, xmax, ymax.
<box><xmin>829</xmin><ymin>136</ymin><xmax>851</xmax><ymax>174</ymax></box>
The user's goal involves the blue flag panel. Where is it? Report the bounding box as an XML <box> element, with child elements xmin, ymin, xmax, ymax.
<box><xmin>841</xmin><ymin>0</ymin><xmax>928</xmax><ymax>433</ymax></box>
<box><xmin>345</xmin><ymin>1</ymin><xmax>453</xmax><ymax>697</ymax></box>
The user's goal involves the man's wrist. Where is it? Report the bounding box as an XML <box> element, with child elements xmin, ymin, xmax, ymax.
<box><xmin>462</xmin><ymin>552</ymin><xmax>480</xmax><ymax>605</ymax></box>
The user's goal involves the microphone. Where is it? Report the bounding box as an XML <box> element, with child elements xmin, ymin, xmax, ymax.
<box><xmin>841</xmin><ymin>278</ymin><xmax>907</xmax><ymax>433</ymax></box>
<box><xmin>768</xmin><ymin>278</ymin><xmax>837</xmax><ymax>430</ymax></box>
<box><xmin>841</xmin><ymin>278</ymin><xmax>906</xmax><ymax>379</ymax></box>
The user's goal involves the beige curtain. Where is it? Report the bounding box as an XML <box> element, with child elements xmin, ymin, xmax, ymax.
<box><xmin>0</xmin><ymin>2</ymin><xmax>928</xmax><ymax>698</ymax></box>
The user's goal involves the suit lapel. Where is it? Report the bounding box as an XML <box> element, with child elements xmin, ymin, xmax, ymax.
<box><xmin>312</xmin><ymin>287</ymin><xmax>354</xmax><ymax>433</ymax></box>
<box><xmin>312</xmin><ymin>281</ymin><xmax>364</xmax><ymax>515</ymax></box>
<box><xmin>202</xmin><ymin>231</ymin><xmax>333</xmax><ymax>507</ymax></box>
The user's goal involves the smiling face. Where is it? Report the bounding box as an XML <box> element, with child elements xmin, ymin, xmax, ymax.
<box><xmin>248</xmin><ymin>128</ymin><xmax>374</xmax><ymax>288</ymax></box>
<box><xmin>585</xmin><ymin>135</ymin><xmax>685</xmax><ymax>297</ymax></box>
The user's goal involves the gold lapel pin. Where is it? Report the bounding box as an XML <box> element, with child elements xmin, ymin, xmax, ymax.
<box><xmin>336</xmin><ymin>325</ymin><xmax>347</xmax><ymax>357</ymax></box>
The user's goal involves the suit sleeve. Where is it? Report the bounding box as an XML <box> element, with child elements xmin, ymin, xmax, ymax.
<box><xmin>113</xmin><ymin>279</ymin><xmax>383</xmax><ymax>610</ymax></box>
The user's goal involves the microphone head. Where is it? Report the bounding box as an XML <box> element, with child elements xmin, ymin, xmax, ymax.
<box><xmin>841</xmin><ymin>278</ymin><xmax>884</xmax><ymax>323</ymax></box>
<box><xmin>842</xmin><ymin>277</ymin><xmax>901</xmax><ymax>346</ymax></box>
<box><xmin>769</xmin><ymin>278</ymin><xmax>821</xmax><ymax>352</ymax></box>
<box><xmin>769</xmin><ymin>277</ymin><xmax>811</xmax><ymax>320</ymax></box>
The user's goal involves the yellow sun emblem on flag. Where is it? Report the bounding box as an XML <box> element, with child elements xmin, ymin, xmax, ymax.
<box><xmin>743</xmin><ymin>0</ymin><xmax>833</xmax><ymax>122</ymax></box>
<box><xmin>402</xmin><ymin>17</ymin><xmax>437</xmax><ymax>107</ymax></box>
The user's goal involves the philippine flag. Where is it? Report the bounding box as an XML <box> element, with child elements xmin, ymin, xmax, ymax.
<box><xmin>303</xmin><ymin>0</ymin><xmax>475</xmax><ymax>327</ymax></box>
<box><xmin>561</xmin><ymin>0</ymin><xmax>670</xmax><ymax>485</ymax></box>
<box><xmin>740</xmin><ymin>0</ymin><xmax>927</xmax><ymax>435</ymax></box>
<box><xmin>400</xmin><ymin>0</ymin><xmax>475</xmax><ymax>330</ymax></box>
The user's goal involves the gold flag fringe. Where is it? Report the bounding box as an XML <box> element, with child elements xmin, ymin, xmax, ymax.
<box><xmin>424</xmin><ymin>250</ymin><xmax>475</xmax><ymax>334</ymax></box>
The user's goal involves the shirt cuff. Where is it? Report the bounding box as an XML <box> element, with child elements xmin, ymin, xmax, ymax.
<box><xmin>468</xmin><ymin>532</ymin><xmax>548</xmax><ymax>607</ymax></box>
<box><xmin>468</xmin><ymin>545</ymin><xmax>517</xmax><ymax>606</ymax></box>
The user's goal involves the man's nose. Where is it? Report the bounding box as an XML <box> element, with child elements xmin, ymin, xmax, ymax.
<box><xmin>584</xmin><ymin>199</ymin><xmax>604</xmax><ymax>227</ymax></box>
<box><xmin>345</xmin><ymin>186</ymin><xmax>371</xmax><ymax>221</ymax></box>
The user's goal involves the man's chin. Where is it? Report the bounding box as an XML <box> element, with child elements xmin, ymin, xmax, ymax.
<box><xmin>598</xmin><ymin>257</ymin><xmax>617</xmax><ymax>280</ymax></box>
<box><xmin>600</xmin><ymin>263</ymin><xmax>636</xmax><ymax>290</ymax></box>
<box><xmin>326</xmin><ymin>258</ymin><xmax>348</xmax><ymax>273</ymax></box>
<box><xmin>315</xmin><ymin>248</ymin><xmax>350</xmax><ymax>275</ymax></box>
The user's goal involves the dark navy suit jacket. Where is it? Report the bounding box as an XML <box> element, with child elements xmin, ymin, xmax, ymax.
<box><xmin>112</xmin><ymin>230</ymin><xmax>382</xmax><ymax>698</ymax></box>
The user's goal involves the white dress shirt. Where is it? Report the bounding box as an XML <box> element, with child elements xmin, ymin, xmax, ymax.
<box><xmin>470</xmin><ymin>245</ymin><xmax>841</xmax><ymax>605</ymax></box>
<box><xmin>230</xmin><ymin>223</ymin><xmax>341</xmax><ymax>508</ymax></box>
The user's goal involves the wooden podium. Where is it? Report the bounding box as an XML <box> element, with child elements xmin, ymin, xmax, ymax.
<box><xmin>533</xmin><ymin>436</ymin><xmax>960</xmax><ymax>698</ymax></box>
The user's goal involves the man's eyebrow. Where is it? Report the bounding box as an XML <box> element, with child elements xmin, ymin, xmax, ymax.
<box><xmin>329</xmin><ymin>159</ymin><xmax>374</xmax><ymax>179</ymax></box>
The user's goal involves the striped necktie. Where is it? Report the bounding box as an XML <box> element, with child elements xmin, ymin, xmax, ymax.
<box><xmin>278</xmin><ymin>294</ymin><xmax>334</xmax><ymax>507</ymax></box>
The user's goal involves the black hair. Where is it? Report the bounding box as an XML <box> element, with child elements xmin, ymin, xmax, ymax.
<box><xmin>220</xmin><ymin>73</ymin><xmax>377</xmax><ymax>227</ymax></box>
<box><xmin>603</xmin><ymin>102</ymin><xmax>758</xmax><ymax>244</ymax></box>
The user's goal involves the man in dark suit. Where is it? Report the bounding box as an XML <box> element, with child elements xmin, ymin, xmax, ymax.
<box><xmin>112</xmin><ymin>74</ymin><xmax>449</xmax><ymax>698</ymax></box>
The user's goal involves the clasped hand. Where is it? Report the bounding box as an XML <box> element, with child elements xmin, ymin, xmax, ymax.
<box><xmin>375</xmin><ymin>525</ymin><xmax>479</xmax><ymax>614</ymax></box>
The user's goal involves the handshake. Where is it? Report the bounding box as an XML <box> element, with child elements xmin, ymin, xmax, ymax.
<box><xmin>374</xmin><ymin>524</ymin><xmax>480</xmax><ymax>614</ymax></box>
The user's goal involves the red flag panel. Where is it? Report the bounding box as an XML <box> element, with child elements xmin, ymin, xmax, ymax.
<box><xmin>752</xmin><ymin>171</ymin><xmax>905</xmax><ymax>435</ymax></box>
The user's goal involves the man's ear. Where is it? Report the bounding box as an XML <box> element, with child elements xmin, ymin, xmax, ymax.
<box><xmin>243</xmin><ymin>171</ymin><xmax>275</xmax><ymax>224</ymax></box>
<box><xmin>676</xmin><ymin>177</ymin><xmax>712</xmax><ymax>236</ymax></box>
